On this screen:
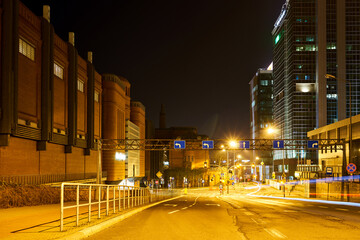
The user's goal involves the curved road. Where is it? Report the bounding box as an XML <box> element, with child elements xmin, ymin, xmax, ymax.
<box><xmin>87</xmin><ymin>185</ymin><xmax>360</xmax><ymax>240</ymax></box>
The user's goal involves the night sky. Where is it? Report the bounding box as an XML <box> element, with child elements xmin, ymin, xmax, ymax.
<box><xmin>23</xmin><ymin>0</ymin><xmax>284</xmax><ymax>139</ymax></box>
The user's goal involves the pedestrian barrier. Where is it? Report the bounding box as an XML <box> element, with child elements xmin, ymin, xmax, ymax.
<box><xmin>60</xmin><ymin>183</ymin><xmax>178</xmax><ymax>231</ymax></box>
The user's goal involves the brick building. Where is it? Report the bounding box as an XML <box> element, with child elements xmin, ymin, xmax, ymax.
<box><xmin>0</xmin><ymin>0</ymin><xmax>145</xmax><ymax>184</ymax></box>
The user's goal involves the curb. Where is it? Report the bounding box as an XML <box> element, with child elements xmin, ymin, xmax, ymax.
<box><xmin>59</xmin><ymin>195</ymin><xmax>183</xmax><ymax>240</ymax></box>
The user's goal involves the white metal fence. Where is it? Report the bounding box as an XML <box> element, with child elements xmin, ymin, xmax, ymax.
<box><xmin>60</xmin><ymin>183</ymin><xmax>178</xmax><ymax>231</ymax></box>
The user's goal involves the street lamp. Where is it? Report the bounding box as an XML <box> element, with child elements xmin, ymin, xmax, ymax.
<box><xmin>325</xmin><ymin>74</ymin><xmax>352</xmax><ymax>175</ymax></box>
<box><xmin>267</xmin><ymin>126</ymin><xmax>285</xmax><ymax>181</ymax></box>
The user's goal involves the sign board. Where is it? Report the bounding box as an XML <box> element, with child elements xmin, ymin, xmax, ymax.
<box><xmin>272</xmin><ymin>172</ymin><xmax>276</xmax><ymax>179</ymax></box>
<box><xmin>174</xmin><ymin>140</ymin><xmax>186</xmax><ymax>149</ymax></box>
<box><xmin>326</xmin><ymin>167</ymin><xmax>333</xmax><ymax>175</ymax></box>
<box><xmin>239</xmin><ymin>141</ymin><xmax>250</xmax><ymax>149</ymax></box>
<box><xmin>156</xmin><ymin>171</ymin><xmax>163</xmax><ymax>178</ymax></box>
<box><xmin>346</xmin><ymin>163</ymin><xmax>357</xmax><ymax>174</ymax></box>
<box><xmin>273</xmin><ymin>140</ymin><xmax>284</xmax><ymax>149</ymax></box>
<box><xmin>308</xmin><ymin>140</ymin><xmax>319</xmax><ymax>149</ymax></box>
<box><xmin>202</xmin><ymin>140</ymin><xmax>214</xmax><ymax>149</ymax></box>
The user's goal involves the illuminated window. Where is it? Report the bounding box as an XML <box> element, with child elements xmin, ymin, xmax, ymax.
<box><xmin>94</xmin><ymin>90</ymin><xmax>99</xmax><ymax>102</ymax></box>
<box><xmin>54</xmin><ymin>62</ymin><xmax>64</xmax><ymax>79</ymax></box>
<box><xmin>77</xmin><ymin>79</ymin><xmax>84</xmax><ymax>92</ymax></box>
<box><xmin>275</xmin><ymin>34</ymin><xmax>281</xmax><ymax>44</ymax></box>
<box><xmin>326</xmin><ymin>94</ymin><xmax>338</xmax><ymax>99</ymax></box>
<box><xmin>19</xmin><ymin>38</ymin><xmax>35</xmax><ymax>61</ymax></box>
<box><xmin>260</xmin><ymin>80</ymin><xmax>269</xmax><ymax>86</ymax></box>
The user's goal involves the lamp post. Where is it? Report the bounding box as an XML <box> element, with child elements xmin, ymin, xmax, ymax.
<box><xmin>325</xmin><ymin>74</ymin><xmax>351</xmax><ymax>175</ymax></box>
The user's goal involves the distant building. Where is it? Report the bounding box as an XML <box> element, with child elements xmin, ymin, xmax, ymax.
<box><xmin>150</xmin><ymin>105</ymin><xmax>210</xmax><ymax>173</ymax></box>
<box><xmin>249</xmin><ymin>65</ymin><xmax>273</xmax><ymax>179</ymax></box>
<box><xmin>272</xmin><ymin>0</ymin><xmax>360</xmax><ymax>179</ymax></box>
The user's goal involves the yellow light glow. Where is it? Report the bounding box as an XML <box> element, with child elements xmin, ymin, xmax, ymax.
<box><xmin>220</xmin><ymin>144</ymin><xmax>224</xmax><ymax>149</ymax></box>
<box><xmin>267</xmin><ymin>127</ymin><xmax>276</xmax><ymax>134</ymax></box>
<box><xmin>229</xmin><ymin>141</ymin><xmax>237</xmax><ymax>148</ymax></box>
<box><xmin>256</xmin><ymin>157</ymin><xmax>259</xmax><ymax>160</ymax></box>
<box><xmin>237</xmin><ymin>154</ymin><xmax>242</xmax><ymax>159</ymax></box>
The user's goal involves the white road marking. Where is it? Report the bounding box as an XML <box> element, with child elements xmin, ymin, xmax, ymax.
<box><xmin>164</xmin><ymin>204</ymin><xmax>177</xmax><ymax>207</ymax></box>
<box><xmin>318</xmin><ymin>206</ymin><xmax>328</xmax><ymax>209</ymax></box>
<box><xmin>168</xmin><ymin>210</ymin><xmax>180</xmax><ymax>215</ymax></box>
<box><xmin>182</xmin><ymin>207</ymin><xmax>188</xmax><ymax>210</ymax></box>
<box><xmin>205</xmin><ymin>204</ymin><xmax>220</xmax><ymax>206</ymax></box>
<box><xmin>336</xmin><ymin>208</ymin><xmax>349</xmax><ymax>211</ymax></box>
<box><xmin>251</xmin><ymin>218</ymin><xmax>260</xmax><ymax>224</ymax></box>
<box><xmin>244</xmin><ymin>211</ymin><xmax>254</xmax><ymax>216</ymax></box>
<box><xmin>283</xmin><ymin>210</ymin><xmax>297</xmax><ymax>213</ymax></box>
<box><xmin>264</xmin><ymin>228</ymin><xmax>287</xmax><ymax>239</ymax></box>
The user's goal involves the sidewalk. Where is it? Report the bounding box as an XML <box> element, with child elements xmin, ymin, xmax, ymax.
<box><xmin>0</xmin><ymin>196</ymin><xmax>181</xmax><ymax>240</ymax></box>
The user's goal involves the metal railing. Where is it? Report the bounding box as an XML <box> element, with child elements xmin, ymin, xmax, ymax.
<box><xmin>60</xmin><ymin>183</ymin><xmax>178</xmax><ymax>231</ymax></box>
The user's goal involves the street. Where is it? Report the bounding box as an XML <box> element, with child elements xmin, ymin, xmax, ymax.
<box><xmin>86</xmin><ymin>184</ymin><xmax>360</xmax><ymax>240</ymax></box>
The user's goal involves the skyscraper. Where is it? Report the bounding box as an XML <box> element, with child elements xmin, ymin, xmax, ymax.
<box><xmin>249</xmin><ymin>65</ymin><xmax>274</xmax><ymax>179</ymax></box>
<box><xmin>272</xmin><ymin>0</ymin><xmax>360</xmax><ymax>176</ymax></box>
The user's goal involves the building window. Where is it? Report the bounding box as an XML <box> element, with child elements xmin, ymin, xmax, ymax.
<box><xmin>94</xmin><ymin>90</ymin><xmax>99</xmax><ymax>102</ymax></box>
<box><xmin>260</xmin><ymin>80</ymin><xmax>268</xmax><ymax>86</ymax></box>
<box><xmin>19</xmin><ymin>38</ymin><xmax>35</xmax><ymax>61</ymax></box>
<box><xmin>77</xmin><ymin>79</ymin><xmax>84</xmax><ymax>92</ymax></box>
<box><xmin>54</xmin><ymin>62</ymin><xmax>64</xmax><ymax>79</ymax></box>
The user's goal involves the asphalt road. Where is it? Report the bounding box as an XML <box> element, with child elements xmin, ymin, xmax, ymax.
<box><xmin>87</xmin><ymin>186</ymin><xmax>360</xmax><ymax>240</ymax></box>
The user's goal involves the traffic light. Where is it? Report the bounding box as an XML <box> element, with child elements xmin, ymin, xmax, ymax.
<box><xmin>204</xmin><ymin>161</ymin><xmax>208</xmax><ymax>168</ymax></box>
<box><xmin>251</xmin><ymin>163</ymin><xmax>255</xmax><ymax>168</ymax></box>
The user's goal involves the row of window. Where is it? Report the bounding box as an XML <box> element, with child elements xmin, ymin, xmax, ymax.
<box><xmin>19</xmin><ymin>37</ymin><xmax>100</xmax><ymax>102</ymax></box>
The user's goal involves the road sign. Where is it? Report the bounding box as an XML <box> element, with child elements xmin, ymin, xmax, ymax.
<box><xmin>156</xmin><ymin>171</ymin><xmax>163</xmax><ymax>178</ymax></box>
<box><xmin>346</xmin><ymin>163</ymin><xmax>357</xmax><ymax>173</ymax></box>
<box><xmin>273</xmin><ymin>140</ymin><xmax>284</xmax><ymax>149</ymax></box>
<box><xmin>202</xmin><ymin>140</ymin><xmax>214</xmax><ymax>149</ymax></box>
<box><xmin>326</xmin><ymin>167</ymin><xmax>333</xmax><ymax>175</ymax></box>
<box><xmin>174</xmin><ymin>140</ymin><xmax>186</xmax><ymax>149</ymax></box>
<box><xmin>239</xmin><ymin>141</ymin><xmax>250</xmax><ymax>149</ymax></box>
<box><xmin>308</xmin><ymin>140</ymin><xmax>319</xmax><ymax>149</ymax></box>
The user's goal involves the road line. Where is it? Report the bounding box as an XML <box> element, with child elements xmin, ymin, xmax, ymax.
<box><xmin>335</xmin><ymin>208</ymin><xmax>349</xmax><ymax>211</ymax></box>
<box><xmin>283</xmin><ymin>210</ymin><xmax>297</xmax><ymax>213</ymax></box>
<box><xmin>205</xmin><ymin>204</ymin><xmax>220</xmax><ymax>206</ymax></box>
<box><xmin>251</xmin><ymin>218</ymin><xmax>259</xmax><ymax>224</ymax></box>
<box><xmin>244</xmin><ymin>211</ymin><xmax>254</xmax><ymax>216</ymax></box>
<box><xmin>264</xmin><ymin>228</ymin><xmax>287</xmax><ymax>239</ymax></box>
<box><xmin>318</xmin><ymin>206</ymin><xmax>328</xmax><ymax>209</ymax></box>
<box><xmin>168</xmin><ymin>210</ymin><xmax>180</xmax><ymax>215</ymax></box>
<box><xmin>164</xmin><ymin>204</ymin><xmax>177</xmax><ymax>207</ymax></box>
<box><xmin>182</xmin><ymin>207</ymin><xmax>188</xmax><ymax>210</ymax></box>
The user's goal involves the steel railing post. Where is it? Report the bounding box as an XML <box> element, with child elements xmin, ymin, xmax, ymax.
<box><xmin>123</xmin><ymin>186</ymin><xmax>126</xmax><ymax>209</ymax></box>
<box><xmin>118</xmin><ymin>186</ymin><xmax>121</xmax><ymax>211</ymax></box>
<box><xmin>98</xmin><ymin>185</ymin><xmax>101</xmax><ymax>219</ymax></box>
<box><xmin>60</xmin><ymin>183</ymin><xmax>64</xmax><ymax>231</ymax></box>
<box><xmin>88</xmin><ymin>185</ymin><xmax>92</xmax><ymax>223</ymax></box>
<box><xmin>106</xmin><ymin>186</ymin><xmax>109</xmax><ymax>216</ymax></box>
<box><xmin>132</xmin><ymin>187</ymin><xmax>134</xmax><ymax>207</ymax></box>
<box><xmin>113</xmin><ymin>187</ymin><xmax>116</xmax><ymax>213</ymax></box>
<box><xmin>127</xmin><ymin>186</ymin><xmax>130</xmax><ymax>208</ymax></box>
<box><xmin>76</xmin><ymin>185</ymin><xmax>79</xmax><ymax>226</ymax></box>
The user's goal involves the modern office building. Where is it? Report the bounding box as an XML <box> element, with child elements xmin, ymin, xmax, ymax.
<box><xmin>272</xmin><ymin>0</ymin><xmax>360</xmax><ymax>178</ymax></box>
<box><xmin>249</xmin><ymin>65</ymin><xmax>273</xmax><ymax>172</ymax></box>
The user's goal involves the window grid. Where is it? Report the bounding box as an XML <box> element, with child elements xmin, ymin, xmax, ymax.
<box><xmin>19</xmin><ymin>38</ymin><xmax>35</xmax><ymax>61</ymax></box>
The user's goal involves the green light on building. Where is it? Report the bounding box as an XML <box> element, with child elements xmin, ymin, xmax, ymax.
<box><xmin>275</xmin><ymin>34</ymin><xmax>281</xmax><ymax>44</ymax></box>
